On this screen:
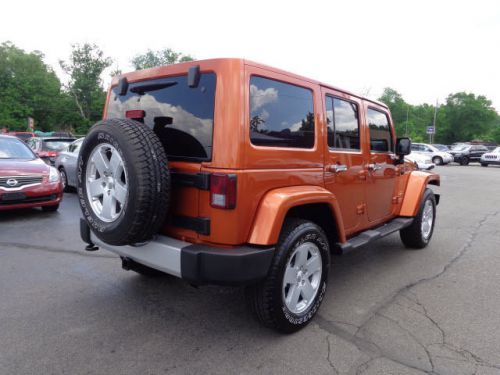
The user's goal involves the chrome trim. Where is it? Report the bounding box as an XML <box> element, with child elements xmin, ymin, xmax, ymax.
<box><xmin>90</xmin><ymin>232</ymin><xmax>186</xmax><ymax>277</ymax></box>
<box><xmin>0</xmin><ymin>182</ymin><xmax>43</xmax><ymax>191</ymax></box>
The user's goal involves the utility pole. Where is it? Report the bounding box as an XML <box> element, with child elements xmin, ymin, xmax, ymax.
<box><xmin>432</xmin><ymin>99</ymin><xmax>438</xmax><ymax>144</ymax></box>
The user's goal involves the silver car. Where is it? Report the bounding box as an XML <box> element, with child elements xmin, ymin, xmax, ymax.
<box><xmin>54</xmin><ymin>138</ymin><xmax>84</xmax><ymax>191</ymax></box>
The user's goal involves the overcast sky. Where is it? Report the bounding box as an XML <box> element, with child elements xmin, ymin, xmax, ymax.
<box><xmin>2</xmin><ymin>0</ymin><xmax>499</xmax><ymax>111</ymax></box>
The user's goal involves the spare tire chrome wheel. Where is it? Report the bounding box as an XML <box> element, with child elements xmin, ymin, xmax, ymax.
<box><xmin>86</xmin><ymin>144</ymin><xmax>128</xmax><ymax>223</ymax></box>
<box><xmin>78</xmin><ymin>118</ymin><xmax>170</xmax><ymax>246</ymax></box>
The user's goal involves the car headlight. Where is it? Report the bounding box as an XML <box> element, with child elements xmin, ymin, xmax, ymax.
<box><xmin>49</xmin><ymin>166</ymin><xmax>60</xmax><ymax>183</ymax></box>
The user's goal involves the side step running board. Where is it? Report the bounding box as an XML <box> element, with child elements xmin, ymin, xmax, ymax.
<box><xmin>336</xmin><ymin>217</ymin><xmax>413</xmax><ymax>254</ymax></box>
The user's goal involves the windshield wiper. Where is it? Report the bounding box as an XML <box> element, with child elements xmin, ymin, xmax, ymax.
<box><xmin>130</xmin><ymin>81</ymin><xmax>178</xmax><ymax>95</ymax></box>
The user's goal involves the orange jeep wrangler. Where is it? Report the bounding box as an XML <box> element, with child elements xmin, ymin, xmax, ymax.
<box><xmin>78</xmin><ymin>59</ymin><xmax>440</xmax><ymax>332</ymax></box>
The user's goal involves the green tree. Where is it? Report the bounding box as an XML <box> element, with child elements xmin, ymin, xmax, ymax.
<box><xmin>59</xmin><ymin>43</ymin><xmax>112</xmax><ymax>132</ymax></box>
<box><xmin>131</xmin><ymin>48</ymin><xmax>194</xmax><ymax>70</ymax></box>
<box><xmin>0</xmin><ymin>42</ymin><xmax>62</xmax><ymax>131</ymax></box>
<box><xmin>438</xmin><ymin>93</ymin><xmax>498</xmax><ymax>143</ymax></box>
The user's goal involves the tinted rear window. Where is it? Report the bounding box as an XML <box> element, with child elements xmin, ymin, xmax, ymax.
<box><xmin>107</xmin><ymin>73</ymin><xmax>216</xmax><ymax>161</ymax></box>
<box><xmin>249</xmin><ymin>76</ymin><xmax>314</xmax><ymax>149</ymax></box>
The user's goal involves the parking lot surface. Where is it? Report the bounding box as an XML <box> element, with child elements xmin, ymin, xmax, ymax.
<box><xmin>1</xmin><ymin>165</ymin><xmax>500</xmax><ymax>375</ymax></box>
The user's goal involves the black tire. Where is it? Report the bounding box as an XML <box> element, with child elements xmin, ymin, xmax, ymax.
<box><xmin>432</xmin><ymin>156</ymin><xmax>443</xmax><ymax>165</ymax></box>
<box><xmin>42</xmin><ymin>204</ymin><xmax>59</xmax><ymax>212</ymax></box>
<box><xmin>246</xmin><ymin>219</ymin><xmax>330</xmax><ymax>333</ymax></box>
<box><xmin>460</xmin><ymin>157</ymin><xmax>469</xmax><ymax>166</ymax></box>
<box><xmin>400</xmin><ymin>189</ymin><xmax>436</xmax><ymax>249</ymax></box>
<box><xmin>77</xmin><ymin>118</ymin><xmax>170</xmax><ymax>246</ymax></box>
<box><xmin>481</xmin><ymin>163</ymin><xmax>488</xmax><ymax>167</ymax></box>
<box><xmin>59</xmin><ymin>167</ymin><xmax>70</xmax><ymax>192</ymax></box>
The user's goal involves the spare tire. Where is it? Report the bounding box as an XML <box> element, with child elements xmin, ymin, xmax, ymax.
<box><xmin>77</xmin><ymin>118</ymin><xmax>170</xmax><ymax>245</ymax></box>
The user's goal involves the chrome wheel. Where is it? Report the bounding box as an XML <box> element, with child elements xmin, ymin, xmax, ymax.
<box><xmin>85</xmin><ymin>143</ymin><xmax>128</xmax><ymax>223</ymax></box>
<box><xmin>421</xmin><ymin>199</ymin><xmax>434</xmax><ymax>240</ymax></box>
<box><xmin>282</xmin><ymin>242</ymin><xmax>323</xmax><ymax>314</ymax></box>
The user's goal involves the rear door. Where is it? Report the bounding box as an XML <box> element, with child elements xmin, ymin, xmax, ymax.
<box><xmin>105</xmin><ymin>72</ymin><xmax>217</xmax><ymax>241</ymax></box>
<box><xmin>364</xmin><ymin>105</ymin><xmax>399</xmax><ymax>223</ymax></box>
<box><xmin>321</xmin><ymin>88</ymin><xmax>367</xmax><ymax>233</ymax></box>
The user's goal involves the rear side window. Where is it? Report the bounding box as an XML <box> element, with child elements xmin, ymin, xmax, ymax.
<box><xmin>367</xmin><ymin>108</ymin><xmax>393</xmax><ymax>152</ymax></box>
<box><xmin>250</xmin><ymin>76</ymin><xmax>314</xmax><ymax>149</ymax></box>
<box><xmin>325</xmin><ymin>96</ymin><xmax>360</xmax><ymax>150</ymax></box>
<box><xmin>107</xmin><ymin>73</ymin><xmax>216</xmax><ymax>161</ymax></box>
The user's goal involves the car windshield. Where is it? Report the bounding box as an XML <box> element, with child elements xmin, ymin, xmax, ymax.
<box><xmin>492</xmin><ymin>147</ymin><xmax>500</xmax><ymax>154</ymax></box>
<box><xmin>433</xmin><ymin>144</ymin><xmax>449</xmax><ymax>151</ymax></box>
<box><xmin>42</xmin><ymin>140</ymin><xmax>74</xmax><ymax>151</ymax></box>
<box><xmin>452</xmin><ymin>144</ymin><xmax>469</xmax><ymax>151</ymax></box>
<box><xmin>14</xmin><ymin>133</ymin><xmax>33</xmax><ymax>141</ymax></box>
<box><xmin>0</xmin><ymin>137</ymin><xmax>35</xmax><ymax>159</ymax></box>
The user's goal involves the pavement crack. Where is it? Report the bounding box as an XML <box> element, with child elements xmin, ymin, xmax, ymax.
<box><xmin>353</xmin><ymin>210</ymin><xmax>500</xmax><ymax>338</ymax></box>
<box><xmin>325</xmin><ymin>335</ymin><xmax>340</xmax><ymax>374</ymax></box>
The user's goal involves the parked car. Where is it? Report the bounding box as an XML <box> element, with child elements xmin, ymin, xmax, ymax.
<box><xmin>410</xmin><ymin>143</ymin><xmax>453</xmax><ymax>165</ymax></box>
<box><xmin>0</xmin><ymin>135</ymin><xmax>63</xmax><ymax>211</ymax></box>
<box><xmin>480</xmin><ymin>147</ymin><xmax>500</xmax><ymax>167</ymax></box>
<box><xmin>9</xmin><ymin>131</ymin><xmax>36</xmax><ymax>143</ymax></box>
<box><xmin>55</xmin><ymin>138</ymin><xmax>84</xmax><ymax>191</ymax></box>
<box><xmin>449</xmin><ymin>144</ymin><xmax>489</xmax><ymax>165</ymax></box>
<box><xmin>26</xmin><ymin>137</ymin><xmax>75</xmax><ymax>165</ymax></box>
<box><xmin>78</xmin><ymin>58</ymin><xmax>440</xmax><ymax>332</ymax></box>
<box><xmin>406</xmin><ymin>153</ymin><xmax>434</xmax><ymax>170</ymax></box>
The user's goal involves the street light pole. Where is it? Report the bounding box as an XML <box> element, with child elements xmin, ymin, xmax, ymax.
<box><xmin>432</xmin><ymin>99</ymin><xmax>438</xmax><ymax>144</ymax></box>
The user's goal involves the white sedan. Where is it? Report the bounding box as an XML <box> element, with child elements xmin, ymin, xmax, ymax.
<box><xmin>411</xmin><ymin>143</ymin><xmax>453</xmax><ymax>165</ymax></box>
<box><xmin>406</xmin><ymin>152</ymin><xmax>435</xmax><ymax>170</ymax></box>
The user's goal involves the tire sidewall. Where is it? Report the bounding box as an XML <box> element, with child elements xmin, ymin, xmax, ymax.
<box><xmin>60</xmin><ymin>168</ymin><xmax>68</xmax><ymax>190</ymax></box>
<box><xmin>273</xmin><ymin>223</ymin><xmax>330</xmax><ymax>330</ymax></box>
<box><xmin>77</xmin><ymin>123</ymin><xmax>137</xmax><ymax>241</ymax></box>
<box><xmin>419</xmin><ymin>190</ymin><xmax>436</xmax><ymax>245</ymax></box>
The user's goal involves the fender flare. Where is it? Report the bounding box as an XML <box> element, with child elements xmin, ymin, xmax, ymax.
<box><xmin>399</xmin><ymin>171</ymin><xmax>440</xmax><ymax>217</ymax></box>
<box><xmin>247</xmin><ymin>186</ymin><xmax>346</xmax><ymax>245</ymax></box>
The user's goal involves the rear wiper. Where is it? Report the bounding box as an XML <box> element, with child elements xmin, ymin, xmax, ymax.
<box><xmin>130</xmin><ymin>81</ymin><xmax>178</xmax><ymax>95</ymax></box>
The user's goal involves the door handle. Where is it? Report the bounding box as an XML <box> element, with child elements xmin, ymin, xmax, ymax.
<box><xmin>367</xmin><ymin>163</ymin><xmax>382</xmax><ymax>171</ymax></box>
<box><xmin>329</xmin><ymin>164</ymin><xmax>348</xmax><ymax>173</ymax></box>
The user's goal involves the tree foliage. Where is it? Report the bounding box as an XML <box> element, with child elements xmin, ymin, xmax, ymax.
<box><xmin>59</xmin><ymin>43</ymin><xmax>112</xmax><ymax>132</ymax></box>
<box><xmin>378</xmin><ymin>88</ymin><xmax>500</xmax><ymax>143</ymax></box>
<box><xmin>131</xmin><ymin>48</ymin><xmax>194</xmax><ymax>70</ymax></box>
<box><xmin>0</xmin><ymin>42</ymin><xmax>62</xmax><ymax>131</ymax></box>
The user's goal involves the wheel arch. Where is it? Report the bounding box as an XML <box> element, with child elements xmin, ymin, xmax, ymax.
<box><xmin>399</xmin><ymin>171</ymin><xmax>440</xmax><ymax>217</ymax></box>
<box><xmin>247</xmin><ymin>186</ymin><xmax>346</xmax><ymax>246</ymax></box>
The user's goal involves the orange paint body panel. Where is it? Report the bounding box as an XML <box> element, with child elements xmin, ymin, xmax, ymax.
<box><xmin>104</xmin><ymin>58</ymin><xmax>440</xmax><ymax>249</ymax></box>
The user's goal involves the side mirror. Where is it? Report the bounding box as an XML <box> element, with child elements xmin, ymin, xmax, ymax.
<box><xmin>395</xmin><ymin>137</ymin><xmax>411</xmax><ymax>165</ymax></box>
<box><xmin>396</xmin><ymin>137</ymin><xmax>411</xmax><ymax>156</ymax></box>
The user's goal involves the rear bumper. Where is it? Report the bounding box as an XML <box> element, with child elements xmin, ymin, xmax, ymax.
<box><xmin>80</xmin><ymin>219</ymin><xmax>275</xmax><ymax>286</ymax></box>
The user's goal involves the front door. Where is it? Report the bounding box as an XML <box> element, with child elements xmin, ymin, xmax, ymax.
<box><xmin>364</xmin><ymin>106</ymin><xmax>398</xmax><ymax>223</ymax></box>
<box><xmin>322</xmin><ymin>89</ymin><xmax>367</xmax><ymax>234</ymax></box>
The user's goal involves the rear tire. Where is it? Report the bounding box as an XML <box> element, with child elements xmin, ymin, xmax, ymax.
<box><xmin>400</xmin><ymin>189</ymin><xmax>436</xmax><ymax>249</ymax></box>
<box><xmin>432</xmin><ymin>156</ymin><xmax>443</xmax><ymax>165</ymax></box>
<box><xmin>77</xmin><ymin>118</ymin><xmax>170</xmax><ymax>246</ymax></box>
<box><xmin>460</xmin><ymin>157</ymin><xmax>469</xmax><ymax>166</ymax></box>
<box><xmin>246</xmin><ymin>219</ymin><xmax>330</xmax><ymax>333</ymax></box>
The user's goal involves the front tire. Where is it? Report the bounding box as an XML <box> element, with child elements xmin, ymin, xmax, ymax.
<box><xmin>59</xmin><ymin>167</ymin><xmax>70</xmax><ymax>192</ymax></box>
<box><xmin>400</xmin><ymin>189</ymin><xmax>436</xmax><ymax>249</ymax></box>
<box><xmin>42</xmin><ymin>204</ymin><xmax>59</xmax><ymax>212</ymax></box>
<box><xmin>246</xmin><ymin>219</ymin><xmax>330</xmax><ymax>333</ymax></box>
<box><xmin>481</xmin><ymin>163</ymin><xmax>488</xmax><ymax>167</ymax></box>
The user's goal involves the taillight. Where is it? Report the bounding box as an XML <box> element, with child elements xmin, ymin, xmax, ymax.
<box><xmin>210</xmin><ymin>174</ymin><xmax>236</xmax><ymax>209</ymax></box>
<box><xmin>47</xmin><ymin>151</ymin><xmax>57</xmax><ymax>157</ymax></box>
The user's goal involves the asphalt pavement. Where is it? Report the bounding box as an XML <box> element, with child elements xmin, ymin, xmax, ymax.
<box><xmin>1</xmin><ymin>164</ymin><xmax>500</xmax><ymax>375</ymax></box>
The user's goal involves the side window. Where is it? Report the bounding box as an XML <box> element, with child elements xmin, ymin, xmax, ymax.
<box><xmin>325</xmin><ymin>96</ymin><xmax>360</xmax><ymax>150</ymax></box>
<box><xmin>367</xmin><ymin>108</ymin><xmax>393</xmax><ymax>152</ymax></box>
<box><xmin>411</xmin><ymin>144</ymin><xmax>419</xmax><ymax>151</ymax></box>
<box><xmin>250</xmin><ymin>76</ymin><xmax>314</xmax><ymax>148</ymax></box>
